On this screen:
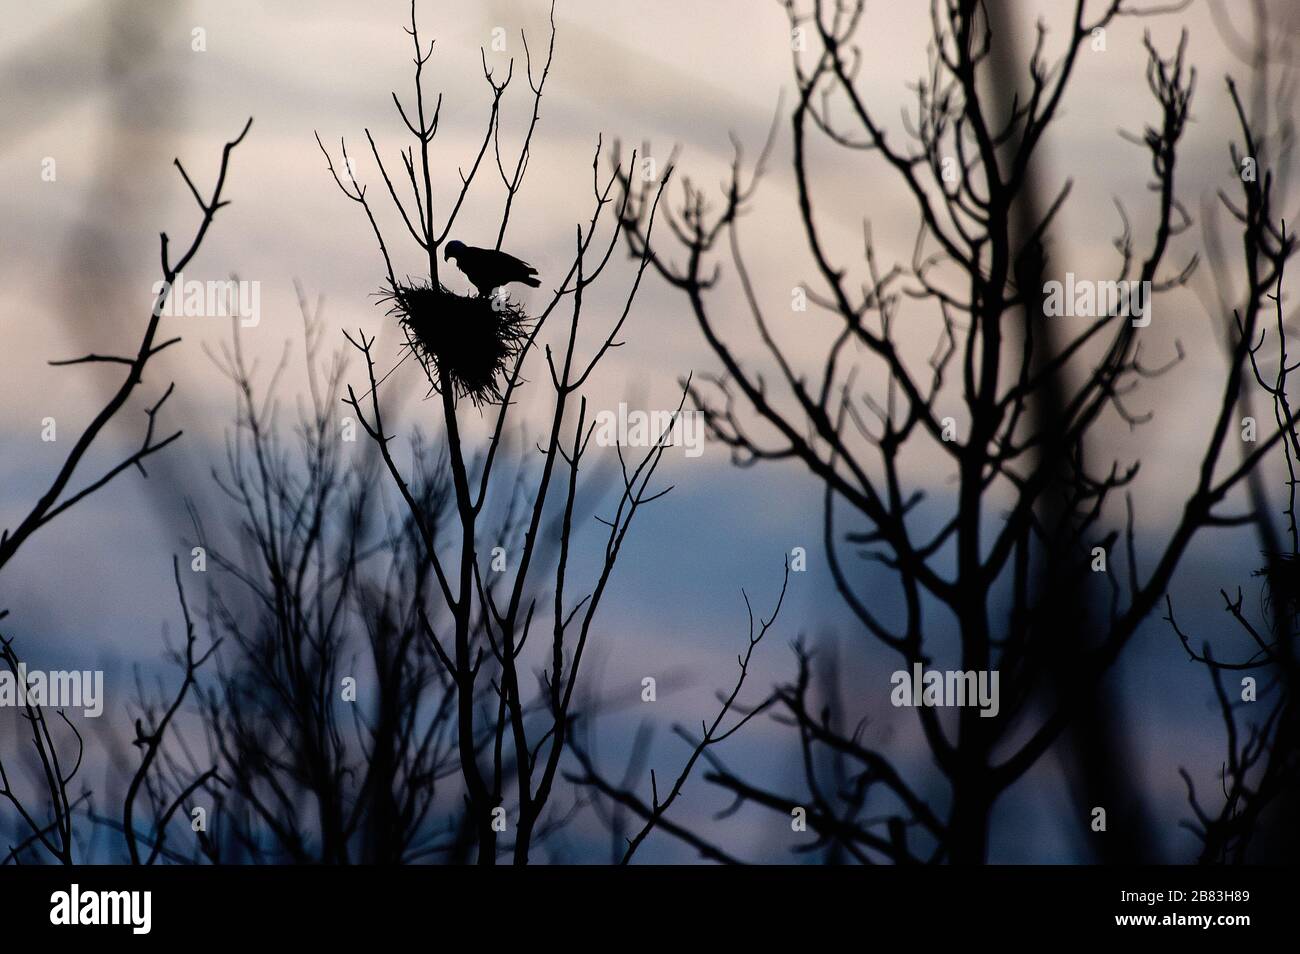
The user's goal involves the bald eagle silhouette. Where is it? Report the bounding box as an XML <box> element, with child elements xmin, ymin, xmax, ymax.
<box><xmin>443</xmin><ymin>240</ymin><xmax>540</xmax><ymax>297</ymax></box>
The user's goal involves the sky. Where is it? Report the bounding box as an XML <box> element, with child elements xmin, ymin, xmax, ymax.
<box><xmin>1</xmin><ymin>0</ymin><xmax>1298</xmax><ymax>862</ymax></box>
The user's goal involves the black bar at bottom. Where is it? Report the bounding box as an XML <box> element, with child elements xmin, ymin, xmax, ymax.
<box><xmin>0</xmin><ymin>864</ymin><xmax>1283</xmax><ymax>940</ymax></box>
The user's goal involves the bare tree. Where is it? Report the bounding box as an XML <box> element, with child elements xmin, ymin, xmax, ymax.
<box><xmin>0</xmin><ymin>118</ymin><xmax>251</xmax><ymax>864</ymax></box>
<box><xmin>1167</xmin><ymin>184</ymin><xmax>1297</xmax><ymax>860</ymax></box>
<box><xmin>169</xmin><ymin>295</ymin><xmax>468</xmax><ymax>864</ymax></box>
<box><xmin>316</xmin><ymin>1</ymin><xmax>710</xmax><ymax>864</ymax></box>
<box><xmin>615</xmin><ymin>0</ymin><xmax>1297</xmax><ymax>863</ymax></box>
<box><xmin>1162</xmin><ymin>0</ymin><xmax>1300</xmax><ymax>865</ymax></box>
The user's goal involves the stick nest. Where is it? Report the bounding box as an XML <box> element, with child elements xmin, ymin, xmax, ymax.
<box><xmin>385</xmin><ymin>280</ymin><xmax>531</xmax><ymax>406</ymax></box>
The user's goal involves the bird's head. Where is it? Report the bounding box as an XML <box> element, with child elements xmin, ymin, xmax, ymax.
<box><xmin>443</xmin><ymin>240</ymin><xmax>465</xmax><ymax>262</ymax></box>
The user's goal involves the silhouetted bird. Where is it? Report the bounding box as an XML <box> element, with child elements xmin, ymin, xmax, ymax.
<box><xmin>443</xmin><ymin>240</ymin><xmax>540</xmax><ymax>297</ymax></box>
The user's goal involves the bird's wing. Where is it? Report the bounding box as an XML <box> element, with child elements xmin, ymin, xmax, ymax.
<box><xmin>512</xmin><ymin>255</ymin><xmax>538</xmax><ymax>275</ymax></box>
<box><xmin>485</xmin><ymin>248</ymin><xmax>537</xmax><ymax>275</ymax></box>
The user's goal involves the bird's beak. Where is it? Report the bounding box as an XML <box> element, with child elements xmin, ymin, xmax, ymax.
<box><xmin>442</xmin><ymin>246</ymin><xmax>452</xmax><ymax>262</ymax></box>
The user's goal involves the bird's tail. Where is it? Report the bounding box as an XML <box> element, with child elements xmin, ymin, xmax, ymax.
<box><xmin>522</xmin><ymin>276</ymin><xmax>541</xmax><ymax>287</ymax></box>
